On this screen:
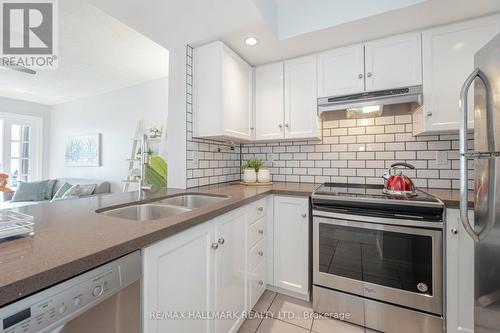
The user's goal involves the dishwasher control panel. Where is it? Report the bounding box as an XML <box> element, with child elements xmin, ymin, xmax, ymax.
<box><xmin>0</xmin><ymin>251</ymin><xmax>140</xmax><ymax>333</ymax></box>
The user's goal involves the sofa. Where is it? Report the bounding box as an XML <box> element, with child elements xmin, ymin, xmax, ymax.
<box><xmin>1</xmin><ymin>178</ymin><xmax>111</xmax><ymax>208</ymax></box>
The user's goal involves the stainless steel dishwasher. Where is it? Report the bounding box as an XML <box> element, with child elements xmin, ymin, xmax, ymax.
<box><xmin>0</xmin><ymin>251</ymin><xmax>141</xmax><ymax>333</ymax></box>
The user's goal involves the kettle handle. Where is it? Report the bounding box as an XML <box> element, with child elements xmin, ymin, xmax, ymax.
<box><xmin>390</xmin><ymin>162</ymin><xmax>415</xmax><ymax>169</ymax></box>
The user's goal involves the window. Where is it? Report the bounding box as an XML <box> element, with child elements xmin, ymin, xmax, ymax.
<box><xmin>0</xmin><ymin>113</ymin><xmax>43</xmax><ymax>186</ymax></box>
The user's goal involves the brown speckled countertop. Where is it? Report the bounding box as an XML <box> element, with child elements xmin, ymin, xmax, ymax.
<box><xmin>0</xmin><ymin>182</ymin><xmax>315</xmax><ymax>307</ymax></box>
<box><xmin>423</xmin><ymin>188</ymin><xmax>474</xmax><ymax>209</ymax></box>
<box><xmin>0</xmin><ymin>181</ymin><xmax>471</xmax><ymax>307</ymax></box>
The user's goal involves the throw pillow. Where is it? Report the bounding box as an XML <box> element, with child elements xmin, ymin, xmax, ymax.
<box><xmin>51</xmin><ymin>182</ymin><xmax>73</xmax><ymax>201</ymax></box>
<box><xmin>61</xmin><ymin>184</ymin><xmax>97</xmax><ymax>199</ymax></box>
<box><xmin>45</xmin><ymin>179</ymin><xmax>57</xmax><ymax>200</ymax></box>
<box><xmin>11</xmin><ymin>180</ymin><xmax>50</xmax><ymax>202</ymax></box>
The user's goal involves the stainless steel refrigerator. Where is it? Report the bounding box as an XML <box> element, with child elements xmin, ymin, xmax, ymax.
<box><xmin>459</xmin><ymin>33</ymin><xmax>500</xmax><ymax>333</ymax></box>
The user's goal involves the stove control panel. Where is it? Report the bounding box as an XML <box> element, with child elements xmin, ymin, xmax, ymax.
<box><xmin>0</xmin><ymin>251</ymin><xmax>140</xmax><ymax>333</ymax></box>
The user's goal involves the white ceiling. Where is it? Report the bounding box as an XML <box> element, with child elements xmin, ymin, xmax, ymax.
<box><xmin>0</xmin><ymin>0</ymin><xmax>169</xmax><ymax>105</ymax></box>
<box><xmin>257</xmin><ymin>0</ymin><xmax>427</xmax><ymax>40</ymax></box>
<box><xmin>91</xmin><ymin>0</ymin><xmax>500</xmax><ymax>66</ymax></box>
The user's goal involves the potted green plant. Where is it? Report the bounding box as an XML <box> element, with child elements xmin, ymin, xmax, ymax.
<box><xmin>241</xmin><ymin>158</ymin><xmax>264</xmax><ymax>183</ymax></box>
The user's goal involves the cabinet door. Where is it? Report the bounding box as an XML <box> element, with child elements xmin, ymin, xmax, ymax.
<box><xmin>223</xmin><ymin>45</ymin><xmax>253</xmax><ymax>140</ymax></box>
<box><xmin>273</xmin><ymin>196</ymin><xmax>309</xmax><ymax>296</ymax></box>
<box><xmin>255</xmin><ymin>62</ymin><xmax>284</xmax><ymax>140</ymax></box>
<box><xmin>446</xmin><ymin>209</ymin><xmax>474</xmax><ymax>333</ymax></box>
<box><xmin>419</xmin><ymin>15</ymin><xmax>500</xmax><ymax>134</ymax></box>
<box><xmin>142</xmin><ymin>222</ymin><xmax>214</xmax><ymax>333</ymax></box>
<box><xmin>214</xmin><ymin>208</ymin><xmax>247</xmax><ymax>333</ymax></box>
<box><xmin>365</xmin><ymin>32</ymin><xmax>422</xmax><ymax>91</ymax></box>
<box><xmin>317</xmin><ymin>44</ymin><xmax>365</xmax><ymax>98</ymax></box>
<box><xmin>284</xmin><ymin>55</ymin><xmax>320</xmax><ymax>140</ymax></box>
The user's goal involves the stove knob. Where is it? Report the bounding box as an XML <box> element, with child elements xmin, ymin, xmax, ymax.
<box><xmin>58</xmin><ymin>304</ymin><xmax>67</xmax><ymax>314</ymax></box>
<box><xmin>92</xmin><ymin>285</ymin><xmax>103</xmax><ymax>297</ymax></box>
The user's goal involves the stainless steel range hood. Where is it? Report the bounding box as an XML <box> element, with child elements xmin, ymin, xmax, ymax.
<box><xmin>317</xmin><ymin>85</ymin><xmax>423</xmax><ymax>116</ymax></box>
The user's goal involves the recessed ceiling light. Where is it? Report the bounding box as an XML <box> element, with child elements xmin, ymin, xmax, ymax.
<box><xmin>245</xmin><ymin>37</ymin><xmax>258</xmax><ymax>46</ymax></box>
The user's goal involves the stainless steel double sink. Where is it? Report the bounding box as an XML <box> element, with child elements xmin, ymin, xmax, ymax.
<box><xmin>97</xmin><ymin>193</ymin><xmax>229</xmax><ymax>222</ymax></box>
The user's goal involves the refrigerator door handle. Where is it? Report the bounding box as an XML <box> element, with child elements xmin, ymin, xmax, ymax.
<box><xmin>459</xmin><ymin>68</ymin><xmax>494</xmax><ymax>242</ymax></box>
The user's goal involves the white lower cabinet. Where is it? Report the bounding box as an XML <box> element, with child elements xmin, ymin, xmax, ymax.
<box><xmin>446</xmin><ymin>208</ymin><xmax>474</xmax><ymax>333</ymax></box>
<box><xmin>143</xmin><ymin>207</ymin><xmax>247</xmax><ymax>333</ymax></box>
<box><xmin>273</xmin><ymin>196</ymin><xmax>309</xmax><ymax>297</ymax></box>
<box><xmin>142</xmin><ymin>221</ymin><xmax>215</xmax><ymax>333</ymax></box>
<box><xmin>142</xmin><ymin>199</ymin><xmax>269</xmax><ymax>333</ymax></box>
<box><xmin>142</xmin><ymin>195</ymin><xmax>312</xmax><ymax>332</ymax></box>
<box><xmin>214</xmin><ymin>209</ymin><xmax>247</xmax><ymax>333</ymax></box>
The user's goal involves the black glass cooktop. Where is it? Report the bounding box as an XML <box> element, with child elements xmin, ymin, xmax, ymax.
<box><xmin>313</xmin><ymin>183</ymin><xmax>441</xmax><ymax>204</ymax></box>
<box><xmin>312</xmin><ymin>183</ymin><xmax>444</xmax><ymax>221</ymax></box>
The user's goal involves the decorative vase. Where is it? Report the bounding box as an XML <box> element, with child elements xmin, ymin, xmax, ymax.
<box><xmin>243</xmin><ymin>169</ymin><xmax>257</xmax><ymax>183</ymax></box>
<box><xmin>257</xmin><ymin>169</ymin><xmax>271</xmax><ymax>183</ymax></box>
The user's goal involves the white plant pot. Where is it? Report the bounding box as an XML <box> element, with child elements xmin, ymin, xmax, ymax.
<box><xmin>257</xmin><ymin>169</ymin><xmax>271</xmax><ymax>183</ymax></box>
<box><xmin>243</xmin><ymin>169</ymin><xmax>257</xmax><ymax>183</ymax></box>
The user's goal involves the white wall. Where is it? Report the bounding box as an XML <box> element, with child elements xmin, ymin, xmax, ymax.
<box><xmin>0</xmin><ymin>96</ymin><xmax>51</xmax><ymax>178</ymax></box>
<box><xmin>49</xmin><ymin>78</ymin><xmax>168</xmax><ymax>193</ymax></box>
<box><xmin>166</xmin><ymin>46</ymin><xmax>187</xmax><ymax>189</ymax></box>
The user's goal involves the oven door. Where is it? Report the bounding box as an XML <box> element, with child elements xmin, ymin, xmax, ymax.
<box><xmin>313</xmin><ymin>214</ymin><xmax>443</xmax><ymax>315</ymax></box>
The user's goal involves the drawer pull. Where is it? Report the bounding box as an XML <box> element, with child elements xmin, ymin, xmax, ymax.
<box><xmin>258</xmin><ymin>250</ymin><xmax>264</xmax><ymax>256</ymax></box>
<box><xmin>211</xmin><ymin>243</ymin><xmax>219</xmax><ymax>250</ymax></box>
<box><xmin>258</xmin><ymin>280</ymin><xmax>264</xmax><ymax>286</ymax></box>
<box><xmin>302</xmin><ymin>213</ymin><xmax>307</xmax><ymax>218</ymax></box>
<box><xmin>257</xmin><ymin>207</ymin><xmax>264</xmax><ymax>212</ymax></box>
<box><xmin>218</xmin><ymin>237</ymin><xmax>225</xmax><ymax>245</ymax></box>
<box><xmin>258</xmin><ymin>229</ymin><xmax>264</xmax><ymax>234</ymax></box>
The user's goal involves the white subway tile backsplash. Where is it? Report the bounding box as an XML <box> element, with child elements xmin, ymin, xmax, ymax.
<box><xmin>365</xmin><ymin>126</ymin><xmax>385</xmax><ymax>134</ymax></box>
<box><xmin>188</xmin><ymin>48</ymin><xmax>471</xmax><ymax>193</ymax></box>
<box><xmin>375</xmin><ymin>116</ymin><xmax>395</xmax><ymax>125</ymax></box>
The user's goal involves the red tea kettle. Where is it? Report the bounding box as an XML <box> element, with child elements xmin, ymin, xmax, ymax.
<box><xmin>382</xmin><ymin>162</ymin><xmax>416</xmax><ymax>196</ymax></box>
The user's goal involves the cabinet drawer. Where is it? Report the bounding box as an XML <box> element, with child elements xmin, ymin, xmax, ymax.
<box><xmin>249</xmin><ymin>239</ymin><xmax>265</xmax><ymax>272</ymax></box>
<box><xmin>248</xmin><ymin>199</ymin><xmax>266</xmax><ymax>223</ymax></box>
<box><xmin>248</xmin><ymin>217</ymin><xmax>265</xmax><ymax>248</ymax></box>
<box><xmin>249</xmin><ymin>261</ymin><xmax>266</xmax><ymax>310</ymax></box>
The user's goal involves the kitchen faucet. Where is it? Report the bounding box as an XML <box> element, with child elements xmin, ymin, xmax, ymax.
<box><xmin>140</xmin><ymin>134</ymin><xmax>152</xmax><ymax>191</ymax></box>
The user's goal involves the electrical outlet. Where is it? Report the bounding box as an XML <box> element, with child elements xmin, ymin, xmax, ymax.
<box><xmin>436</xmin><ymin>151</ymin><xmax>448</xmax><ymax>165</ymax></box>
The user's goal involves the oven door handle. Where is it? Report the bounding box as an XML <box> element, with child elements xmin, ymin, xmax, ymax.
<box><xmin>313</xmin><ymin>216</ymin><xmax>442</xmax><ymax>237</ymax></box>
<box><xmin>313</xmin><ymin>210</ymin><xmax>443</xmax><ymax>230</ymax></box>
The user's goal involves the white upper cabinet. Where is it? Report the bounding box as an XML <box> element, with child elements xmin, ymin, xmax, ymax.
<box><xmin>365</xmin><ymin>32</ymin><xmax>422</xmax><ymax>91</ymax></box>
<box><xmin>255</xmin><ymin>62</ymin><xmax>284</xmax><ymax>140</ymax></box>
<box><xmin>194</xmin><ymin>41</ymin><xmax>253</xmax><ymax>141</ymax></box>
<box><xmin>317</xmin><ymin>44</ymin><xmax>365</xmax><ymax>98</ymax></box>
<box><xmin>415</xmin><ymin>15</ymin><xmax>500</xmax><ymax>134</ymax></box>
<box><xmin>284</xmin><ymin>55</ymin><xmax>320</xmax><ymax>140</ymax></box>
<box><xmin>254</xmin><ymin>56</ymin><xmax>320</xmax><ymax>141</ymax></box>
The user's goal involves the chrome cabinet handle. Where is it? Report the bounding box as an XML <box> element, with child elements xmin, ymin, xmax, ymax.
<box><xmin>278</xmin><ymin>124</ymin><xmax>283</xmax><ymax>129</ymax></box>
<box><xmin>258</xmin><ymin>229</ymin><xmax>264</xmax><ymax>234</ymax></box>
<box><xmin>218</xmin><ymin>237</ymin><xmax>225</xmax><ymax>245</ymax></box>
<box><xmin>302</xmin><ymin>213</ymin><xmax>307</xmax><ymax>218</ymax></box>
<box><xmin>285</xmin><ymin>123</ymin><xmax>289</xmax><ymax>128</ymax></box>
<box><xmin>426</xmin><ymin>112</ymin><xmax>432</xmax><ymax>116</ymax></box>
<box><xmin>258</xmin><ymin>280</ymin><xmax>264</xmax><ymax>286</ymax></box>
<box><xmin>258</xmin><ymin>207</ymin><xmax>264</xmax><ymax>212</ymax></box>
<box><xmin>211</xmin><ymin>243</ymin><xmax>219</xmax><ymax>250</ymax></box>
<box><xmin>367</xmin><ymin>72</ymin><xmax>372</xmax><ymax>78</ymax></box>
<box><xmin>459</xmin><ymin>68</ymin><xmax>495</xmax><ymax>242</ymax></box>
<box><xmin>258</xmin><ymin>250</ymin><xmax>264</xmax><ymax>256</ymax></box>
<box><xmin>358</xmin><ymin>73</ymin><xmax>363</xmax><ymax>79</ymax></box>
<box><xmin>451</xmin><ymin>228</ymin><xmax>458</xmax><ymax>235</ymax></box>
<box><xmin>250</xmin><ymin>127</ymin><xmax>254</xmax><ymax>130</ymax></box>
